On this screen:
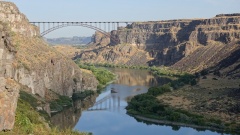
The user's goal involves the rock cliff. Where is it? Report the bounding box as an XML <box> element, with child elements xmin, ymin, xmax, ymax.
<box><xmin>77</xmin><ymin>14</ymin><xmax>240</xmax><ymax>75</ymax></box>
<box><xmin>112</xmin><ymin>14</ymin><xmax>240</xmax><ymax>67</ymax></box>
<box><xmin>0</xmin><ymin>1</ymin><xmax>98</xmax><ymax>131</ymax></box>
<box><xmin>74</xmin><ymin>31</ymin><xmax>152</xmax><ymax>66</ymax></box>
<box><xmin>0</xmin><ymin>22</ymin><xmax>19</xmax><ymax>131</ymax></box>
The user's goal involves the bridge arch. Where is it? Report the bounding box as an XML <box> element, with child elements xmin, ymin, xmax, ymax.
<box><xmin>30</xmin><ymin>22</ymin><xmax>132</xmax><ymax>43</ymax></box>
<box><xmin>41</xmin><ymin>23</ymin><xmax>110</xmax><ymax>37</ymax></box>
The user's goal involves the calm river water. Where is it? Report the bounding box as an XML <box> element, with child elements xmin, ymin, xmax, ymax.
<box><xmin>51</xmin><ymin>68</ymin><xmax>230</xmax><ymax>135</ymax></box>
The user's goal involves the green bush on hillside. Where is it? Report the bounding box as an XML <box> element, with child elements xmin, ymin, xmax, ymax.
<box><xmin>77</xmin><ymin>62</ymin><xmax>115</xmax><ymax>89</ymax></box>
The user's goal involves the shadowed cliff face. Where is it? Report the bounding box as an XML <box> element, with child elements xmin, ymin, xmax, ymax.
<box><xmin>208</xmin><ymin>44</ymin><xmax>240</xmax><ymax>78</ymax></box>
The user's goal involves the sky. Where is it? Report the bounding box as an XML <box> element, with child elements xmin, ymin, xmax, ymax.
<box><xmin>4</xmin><ymin>0</ymin><xmax>240</xmax><ymax>38</ymax></box>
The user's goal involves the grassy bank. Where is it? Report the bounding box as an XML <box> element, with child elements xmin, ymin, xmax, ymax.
<box><xmin>0</xmin><ymin>90</ymin><xmax>90</xmax><ymax>135</ymax></box>
<box><xmin>126</xmin><ymin>73</ymin><xmax>240</xmax><ymax>134</ymax></box>
<box><xmin>76</xmin><ymin>62</ymin><xmax>116</xmax><ymax>90</ymax></box>
<box><xmin>76</xmin><ymin>61</ymin><xmax>181</xmax><ymax>77</ymax></box>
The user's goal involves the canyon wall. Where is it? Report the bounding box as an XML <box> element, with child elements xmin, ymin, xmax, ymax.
<box><xmin>78</xmin><ymin>14</ymin><xmax>240</xmax><ymax>75</ymax></box>
<box><xmin>0</xmin><ymin>1</ymin><xmax>98</xmax><ymax>131</ymax></box>
<box><xmin>0</xmin><ymin>22</ymin><xmax>19</xmax><ymax>131</ymax></box>
<box><xmin>1</xmin><ymin>1</ymin><xmax>98</xmax><ymax>97</ymax></box>
<box><xmin>112</xmin><ymin>14</ymin><xmax>240</xmax><ymax>68</ymax></box>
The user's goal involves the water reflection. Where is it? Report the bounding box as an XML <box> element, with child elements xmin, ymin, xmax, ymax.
<box><xmin>50</xmin><ymin>95</ymin><xmax>96</xmax><ymax>130</ymax></box>
<box><xmin>51</xmin><ymin>68</ymin><xmax>229</xmax><ymax>135</ymax></box>
<box><xmin>109</xmin><ymin>68</ymin><xmax>171</xmax><ymax>86</ymax></box>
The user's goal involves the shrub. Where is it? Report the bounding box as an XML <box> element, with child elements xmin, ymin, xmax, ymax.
<box><xmin>72</xmin><ymin>90</ymin><xmax>94</xmax><ymax>101</ymax></box>
<box><xmin>77</xmin><ymin>63</ymin><xmax>115</xmax><ymax>89</ymax></box>
<box><xmin>212</xmin><ymin>78</ymin><xmax>218</xmax><ymax>80</ymax></box>
<box><xmin>19</xmin><ymin>91</ymin><xmax>38</xmax><ymax>108</ymax></box>
<box><xmin>200</xmin><ymin>69</ymin><xmax>209</xmax><ymax>76</ymax></box>
<box><xmin>190</xmin><ymin>79</ymin><xmax>197</xmax><ymax>85</ymax></box>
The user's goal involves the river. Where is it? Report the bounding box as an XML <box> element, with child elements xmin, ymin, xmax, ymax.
<box><xmin>51</xmin><ymin>68</ymin><xmax>230</xmax><ymax>135</ymax></box>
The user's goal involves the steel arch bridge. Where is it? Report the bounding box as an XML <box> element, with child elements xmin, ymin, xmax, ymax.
<box><xmin>30</xmin><ymin>22</ymin><xmax>133</xmax><ymax>42</ymax></box>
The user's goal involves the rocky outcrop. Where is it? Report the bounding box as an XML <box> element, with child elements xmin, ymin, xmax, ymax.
<box><xmin>0</xmin><ymin>2</ymin><xmax>39</xmax><ymax>37</ymax></box>
<box><xmin>0</xmin><ymin>22</ymin><xmax>19</xmax><ymax>131</ymax></box>
<box><xmin>0</xmin><ymin>1</ymin><xmax>98</xmax><ymax>131</ymax></box>
<box><xmin>93</xmin><ymin>31</ymin><xmax>110</xmax><ymax>46</ymax></box>
<box><xmin>0</xmin><ymin>79</ymin><xmax>19</xmax><ymax>131</ymax></box>
<box><xmin>76</xmin><ymin>43</ymin><xmax>152</xmax><ymax>66</ymax></box>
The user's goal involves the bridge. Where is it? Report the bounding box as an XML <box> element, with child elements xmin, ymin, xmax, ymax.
<box><xmin>87</xmin><ymin>92</ymin><xmax>121</xmax><ymax>112</ymax></box>
<box><xmin>30</xmin><ymin>22</ymin><xmax>134</xmax><ymax>42</ymax></box>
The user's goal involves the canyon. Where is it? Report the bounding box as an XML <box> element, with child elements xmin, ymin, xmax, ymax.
<box><xmin>76</xmin><ymin>14</ymin><xmax>240</xmax><ymax>77</ymax></box>
<box><xmin>0</xmin><ymin>0</ymin><xmax>240</xmax><ymax>134</ymax></box>
<box><xmin>0</xmin><ymin>1</ymin><xmax>98</xmax><ymax>131</ymax></box>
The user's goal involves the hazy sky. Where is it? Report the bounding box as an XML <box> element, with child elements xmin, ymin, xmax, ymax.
<box><xmin>5</xmin><ymin>0</ymin><xmax>240</xmax><ymax>38</ymax></box>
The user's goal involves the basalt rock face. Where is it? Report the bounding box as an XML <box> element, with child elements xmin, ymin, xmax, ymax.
<box><xmin>0</xmin><ymin>22</ymin><xmax>19</xmax><ymax>131</ymax></box>
<box><xmin>93</xmin><ymin>31</ymin><xmax>110</xmax><ymax>46</ymax></box>
<box><xmin>110</xmin><ymin>14</ymin><xmax>240</xmax><ymax>72</ymax></box>
<box><xmin>0</xmin><ymin>1</ymin><xmax>97</xmax><ymax>97</ymax></box>
<box><xmin>0</xmin><ymin>1</ymin><xmax>98</xmax><ymax>131</ymax></box>
<box><xmin>76</xmin><ymin>43</ymin><xmax>152</xmax><ymax>66</ymax></box>
<box><xmin>75</xmin><ymin>31</ymin><xmax>152</xmax><ymax>66</ymax></box>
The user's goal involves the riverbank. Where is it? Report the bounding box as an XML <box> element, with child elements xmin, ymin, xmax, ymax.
<box><xmin>126</xmin><ymin>71</ymin><xmax>240</xmax><ymax>134</ymax></box>
<box><xmin>75</xmin><ymin>61</ymin><xmax>116</xmax><ymax>90</ymax></box>
<box><xmin>132</xmin><ymin>115</ymin><xmax>226</xmax><ymax>133</ymax></box>
<box><xmin>0</xmin><ymin>89</ymin><xmax>91</xmax><ymax>135</ymax></box>
<box><xmin>76</xmin><ymin>61</ymin><xmax>182</xmax><ymax>78</ymax></box>
<box><xmin>76</xmin><ymin>62</ymin><xmax>240</xmax><ymax>134</ymax></box>
<box><xmin>157</xmin><ymin>76</ymin><xmax>240</xmax><ymax>133</ymax></box>
<box><xmin>2</xmin><ymin>61</ymin><xmax>116</xmax><ymax>135</ymax></box>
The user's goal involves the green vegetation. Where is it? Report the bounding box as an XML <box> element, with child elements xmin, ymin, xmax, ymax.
<box><xmin>126</xmin><ymin>73</ymin><xmax>240</xmax><ymax>134</ymax></box>
<box><xmin>127</xmin><ymin>74</ymin><xmax>197</xmax><ymax>116</ymax></box>
<box><xmin>149</xmin><ymin>65</ymin><xmax>180</xmax><ymax>77</ymax></box>
<box><xmin>19</xmin><ymin>91</ymin><xmax>39</xmax><ymax>108</ymax></box>
<box><xmin>1</xmin><ymin>90</ymin><xmax>90</xmax><ymax>135</ymax></box>
<box><xmin>93</xmin><ymin>62</ymin><xmax>149</xmax><ymax>69</ymax></box>
<box><xmin>169</xmin><ymin>73</ymin><xmax>196</xmax><ymax>89</ymax></box>
<box><xmin>19</xmin><ymin>91</ymin><xmax>50</xmax><ymax>121</ymax></box>
<box><xmin>50</xmin><ymin>95</ymin><xmax>72</xmax><ymax>112</ymax></box>
<box><xmin>76</xmin><ymin>61</ymin><xmax>181</xmax><ymax>77</ymax></box>
<box><xmin>49</xmin><ymin>90</ymin><xmax>96</xmax><ymax>112</ymax></box>
<box><xmin>76</xmin><ymin>61</ymin><xmax>115</xmax><ymax>89</ymax></box>
<box><xmin>72</xmin><ymin>90</ymin><xmax>95</xmax><ymax>101</ymax></box>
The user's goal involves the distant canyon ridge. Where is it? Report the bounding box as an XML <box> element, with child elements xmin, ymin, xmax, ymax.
<box><xmin>46</xmin><ymin>36</ymin><xmax>92</xmax><ymax>45</ymax></box>
<box><xmin>74</xmin><ymin>13</ymin><xmax>240</xmax><ymax>78</ymax></box>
